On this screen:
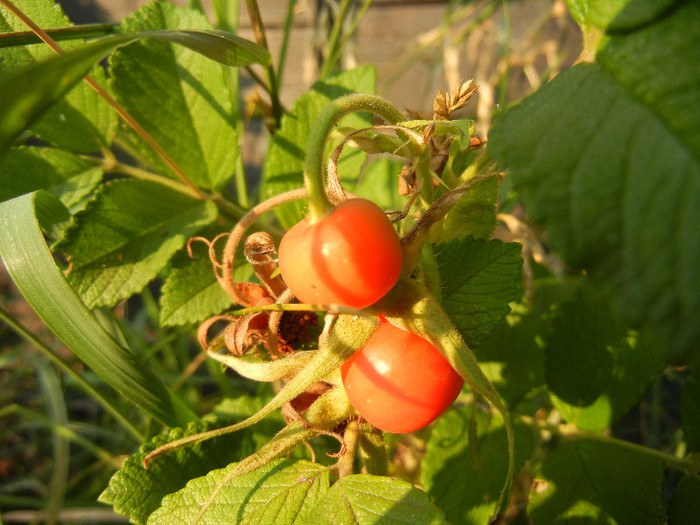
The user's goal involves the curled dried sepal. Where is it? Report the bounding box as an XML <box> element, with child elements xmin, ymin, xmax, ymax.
<box><xmin>433</xmin><ymin>79</ymin><xmax>479</xmax><ymax>121</ymax></box>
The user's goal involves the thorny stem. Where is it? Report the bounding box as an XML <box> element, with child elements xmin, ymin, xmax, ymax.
<box><xmin>304</xmin><ymin>93</ymin><xmax>406</xmax><ymax>221</ymax></box>
<box><xmin>1</xmin><ymin>0</ymin><xmax>206</xmax><ymax>199</ymax></box>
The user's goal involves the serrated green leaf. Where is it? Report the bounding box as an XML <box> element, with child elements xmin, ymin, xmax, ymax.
<box><xmin>0</xmin><ymin>0</ymin><xmax>118</xmax><ymax>152</ymax></box>
<box><xmin>56</xmin><ymin>179</ymin><xmax>218</xmax><ymax>308</ymax></box>
<box><xmin>0</xmin><ymin>146</ymin><xmax>101</xmax><ymax>212</ymax></box>
<box><xmin>109</xmin><ymin>1</ymin><xmax>240</xmax><ymax>191</ymax></box>
<box><xmin>438</xmin><ymin>175</ymin><xmax>498</xmax><ymax>242</ymax></box>
<box><xmin>101</xmin><ymin>396</ymin><xmax>283</xmax><ymax>525</ymax></box>
<box><xmin>261</xmin><ymin>65</ymin><xmax>376</xmax><ymax>229</ymax></box>
<box><xmin>667</xmin><ymin>475</ymin><xmax>700</xmax><ymax>525</ymax></box>
<box><xmin>528</xmin><ymin>437</ymin><xmax>665</xmax><ymax>524</ymax></box>
<box><xmin>546</xmin><ymin>283</ymin><xmax>664</xmax><ymax>431</ymax></box>
<box><xmin>0</xmin><ymin>191</ymin><xmax>196</xmax><ymax>427</ymax></box>
<box><xmin>565</xmin><ymin>0</ymin><xmax>682</xmax><ymax>30</ymax></box>
<box><xmin>488</xmin><ymin>2</ymin><xmax>700</xmax><ymax>365</ymax></box>
<box><xmin>421</xmin><ymin>406</ymin><xmax>534</xmax><ymax>525</ymax></box>
<box><xmin>148</xmin><ymin>459</ymin><xmax>329</xmax><ymax>525</ymax></box>
<box><xmin>680</xmin><ymin>375</ymin><xmax>700</xmax><ymax>452</ymax></box>
<box><xmin>159</xmin><ymin>236</ymin><xmax>257</xmax><ymax>327</ymax></box>
<box><xmin>434</xmin><ymin>238</ymin><xmax>522</xmax><ymax>346</ymax></box>
<box><xmin>303</xmin><ymin>474</ymin><xmax>446</xmax><ymax>525</ymax></box>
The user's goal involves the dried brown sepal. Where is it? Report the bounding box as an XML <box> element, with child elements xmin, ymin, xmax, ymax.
<box><xmin>244</xmin><ymin>232</ymin><xmax>287</xmax><ymax>298</ymax></box>
<box><xmin>433</xmin><ymin>80</ymin><xmax>479</xmax><ymax>121</ymax></box>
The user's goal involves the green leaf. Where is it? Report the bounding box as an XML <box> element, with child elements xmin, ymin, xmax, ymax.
<box><xmin>261</xmin><ymin>65</ymin><xmax>377</xmax><ymax>229</ymax></box>
<box><xmin>101</xmin><ymin>396</ymin><xmax>283</xmax><ymax>525</ymax></box>
<box><xmin>0</xmin><ymin>146</ymin><xmax>101</xmax><ymax>213</ymax></box>
<box><xmin>351</xmin><ymin>156</ymin><xmax>406</xmax><ymax>211</ymax></box>
<box><xmin>680</xmin><ymin>375</ymin><xmax>700</xmax><ymax>452</ymax></box>
<box><xmin>438</xmin><ymin>175</ymin><xmax>499</xmax><ymax>242</ymax></box>
<box><xmin>488</xmin><ymin>2</ymin><xmax>700</xmax><ymax>365</ymax></box>
<box><xmin>0</xmin><ymin>191</ymin><xmax>196</xmax><ymax>427</ymax></box>
<box><xmin>528</xmin><ymin>437</ymin><xmax>665</xmax><ymax>524</ymax></box>
<box><xmin>434</xmin><ymin>238</ymin><xmax>523</xmax><ymax>347</ymax></box>
<box><xmin>148</xmin><ymin>459</ymin><xmax>329</xmax><ymax>525</ymax></box>
<box><xmin>303</xmin><ymin>474</ymin><xmax>446</xmax><ymax>525</ymax></box>
<box><xmin>421</xmin><ymin>406</ymin><xmax>534</xmax><ymax>525</ymax></box>
<box><xmin>546</xmin><ymin>283</ymin><xmax>665</xmax><ymax>431</ymax></box>
<box><xmin>109</xmin><ymin>1</ymin><xmax>240</xmax><ymax>191</ymax></box>
<box><xmin>565</xmin><ymin>0</ymin><xmax>682</xmax><ymax>30</ymax></box>
<box><xmin>667</xmin><ymin>475</ymin><xmax>700</xmax><ymax>525</ymax></box>
<box><xmin>56</xmin><ymin>179</ymin><xmax>218</xmax><ymax>308</ymax></box>
<box><xmin>159</xmin><ymin>235</ymin><xmax>256</xmax><ymax>327</ymax></box>
<box><xmin>0</xmin><ymin>0</ymin><xmax>118</xmax><ymax>152</ymax></box>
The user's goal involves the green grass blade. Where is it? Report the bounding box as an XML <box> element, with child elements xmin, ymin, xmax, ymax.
<box><xmin>0</xmin><ymin>192</ymin><xmax>198</xmax><ymax>428</ymax></box>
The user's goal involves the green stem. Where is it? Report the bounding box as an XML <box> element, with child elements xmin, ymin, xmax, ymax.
<box><xmin>304</xmin><ymin>93</ymin><xmax>406</xmax><ymax>221</ymax></box>
<box><xmin>518</xmin><ymin>414</ymin><xmax>698</xmax><ymax>475</ymax></box>
<box><xmin>0</xmin><ymin>23</ymin><xmax>116</xmax><ymax>48</ymax></box>
<box><xmin>0</xmin><ymin>307</ymin><xmax>144</xmax><ymax>442</ymax></box>
<box><xmin>244</xmin><ymin>0</ymin><xmax>283</xmax><ymax>127</ymax></box>
<box><xmin>276</xmin><ymin>0</ymin><xmax>297</xmax><ymax>86</ymax></box>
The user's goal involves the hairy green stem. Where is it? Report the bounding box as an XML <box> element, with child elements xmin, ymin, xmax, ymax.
<box><xmin>304</xmin><ymin>93</ymin><xmax>406</xmax><ymax>221</ymax></box>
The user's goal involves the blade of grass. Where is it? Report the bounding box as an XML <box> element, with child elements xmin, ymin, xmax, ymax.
<box><xmin>0</xmin><ymin>307</ymin><xmax>144</xmax><ymax>442</ymax></box>
<box><xmin>0</xmin><ymin>23</ymin><xmax>116</xmax><ymax>47</ymax></box>
<box><xmin>0</xmin><ymin>192</ymin><xmax>198</xmax><ymax>428</ymax></box>
<box><xmin>35</xmin><ymin>359</ymin><xmax>69</xmax><ymax>525</ymax></box>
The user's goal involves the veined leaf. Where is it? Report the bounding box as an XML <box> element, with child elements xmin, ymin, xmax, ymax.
<box><xmin>148</xmin><ymin>459</ymin><xmax>330</xmax><ymax>525</ymax></box>
<box><xmin>109</xmin><ymin>1</ymin><xmax>242</xmax><ymax>191</ymax></box>
<box><xmin>0</xmin><ymin>146</ymin><xmax>101</xmax><ymax>213</ymax></box>
<box><xmin>488</xmin><ymin>2</ymin><xmax>700</xmax><ymax>365</ymax></box>
<box><xmin>528</xmin><ymin>437</ymin><xmax>665</xmax><ymax>523</ymax></box>
<box><xmin>101</xmin><ymin>396</ymin><xmax>284</xmax><ymax>525</ymax></box>
<box><xmin>159</xmin><ymin>235</ymin><xmax>255</xmax><ymax>327</ymax></box>
<box><xmin>261</xmin><ymin>65</ymin><xmax>377</xmax><ymax>229</ymax></box>
<box><xmin>303</xmin><ymin>473</ymin><xmax>446</xmax><ymax>525</ymax></box>
<box><xmin>56</xmin><ymin>179</ymin><xmax>218</xmax><ymax>308</ymax></box>
<box><xmin>435</xmin><ymin>238</ymin><xmax>523</xmax><ymax>347</ymax></box>
<box><xmin>0</xmin><ymin>0</ymin><xmax>269</xmax><ymax>162</ymax></box>
<box><xmin>0</xmin><ymin>0</ymin><xmax>117</xmax><ymax>152</ymax></box>
<box><xmin>0</xmin><ymin>191</ymin><xmax>196</xmax><ymax>427</ymax></box>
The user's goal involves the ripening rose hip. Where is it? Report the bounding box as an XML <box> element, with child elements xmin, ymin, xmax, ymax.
<box><xmin>341</xmin><ymin>319</ymin><xmax>463</xmax><ymax>433</ymax></box>
<box><xmin>277</xmin><ymin>198</ymin><xmax>402</xmax><ymax>309</ymax></box>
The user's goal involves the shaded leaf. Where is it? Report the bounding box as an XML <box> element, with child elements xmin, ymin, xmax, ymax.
<box><xmin>0</xmin><ymin>146</ymin><xmax>101</xmax><ymax>213</ymax></box>
<box><xmin>435</xmin><ymin>238</ymin><xmax>523</xmax><ymax>346</ymax></box>
<box><xmin>421</xmin><ymin>406</ymin><xmax>534</xmax><ymax>525</ymax></box>
<box><xmin>0</xmin><ymin>0</ymin><xmax>117</xmax><ymax>152</ymax></box>
<box><xmin>261</xmin><ymin>65</ymin><xmax>376</xmax><ymax>229</ymax></box>
<box><xmin>528</xmin><ymin>437</ymin><xmax>665</xmax><ymax>524</ymax></box>
<box><xmin>488</xmin><ymin>26</ymin><xmax>700</xmax><ymax>364</ymax></box>
<box><xmin>56</xmin><ymin>179</ymin><xmax>218</xmax><ymax>308</ymax></box>
<box><xmin>565</xmin><ymin>0</ymin><xmax>682</xmax><ymax>31</ymax></box>
<box><xmin>680</xmin><ymin>375</ymin><xmax>700</xmax><ymax>452</ymax></box>
<box><xmin>667</xmin><ymin>475</ymin><xmax>700</xmax><ymax>525</ymax></box>
<box><xmin>546</xmin><ymin>283</ymin><xmax>665</xmax><ymax>431</ymax></box>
